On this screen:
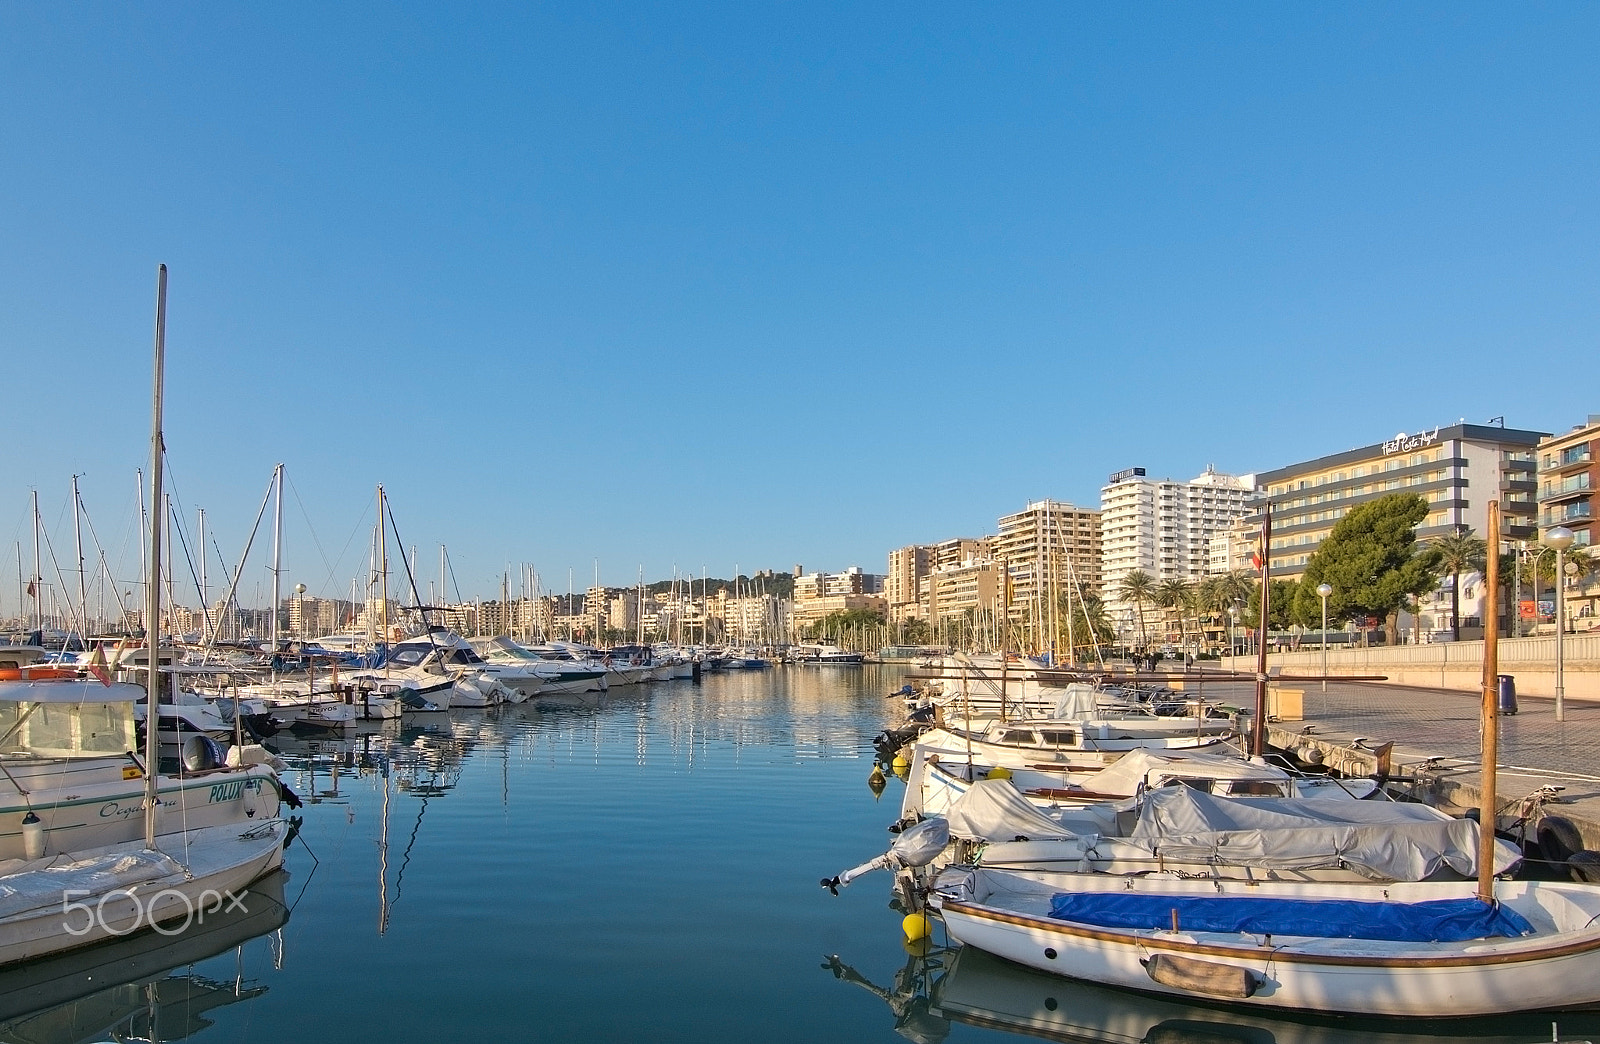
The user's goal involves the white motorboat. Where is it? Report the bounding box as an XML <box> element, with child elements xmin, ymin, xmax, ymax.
<box><xmin>471</xmin><ymin>636</ymin><xmax>607</xmax><ymax>698</ymax></box>
<box><xmin>905</xmin><ymin>706</ymin><xmax>1235</xmax><ymax>773</ymax></box>
<box><xmin>344</xmin><ymin>640</ymin><xmax>507</xmax><ymax>709</ymax></box>
<box><xmin>394</xmin><ymin>630</ymin><xmax>540</xmax><ymax>702</ymax></box>
<box><xmin>0</xmin><ymin>678</ymin><xmax>287</xmax><ymax>861</ymax></box>
<box><xmin>790</xmin><ymin>644</ymin><xmax>864</xmax><ymax>665</ymax></box>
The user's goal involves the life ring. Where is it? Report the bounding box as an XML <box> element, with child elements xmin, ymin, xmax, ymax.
<box><xmin>0</xmin><ymin>666</ymin><xmax>82</xmax><ymax>681</ymax></box>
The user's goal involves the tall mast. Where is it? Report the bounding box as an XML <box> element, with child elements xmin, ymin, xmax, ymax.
<box><xmin>135</xmin><ymin>470</ymin><xmax>145</xmax><ymax>631</ymax></box>
<box><xmin>1477</xmin><ymin>502</ymin><xmax>1503</xmax><ymax>903</ymax></box>
<box><xmin>72</xmin><ymin>475</ymin><xmax>87</xmax><ymax>636</ymax></box>
<box><xmin>1251</xmin><ymin>500</ymin><xmax>1273</xmax><ymax>758</ymax></box>
<box><xmin>144</xmin><ymin>264</ymin><xmax>168</xmax><ymax>851</ymax></box>
<box><xmin>377</xmin><ymin>485</ymin><xmax>390</xmax><ymax>644</ymax></box>
<box><xmin>270</xmin><ymin>463</ymin><xmax>283</xmax><ymax>656</ymax></box>
<box><xmin>197</xmin><ymin>507</ymin><xmax>207</xmax><ymax>642</ymax></box>
<box><xmin>30</xmin><ymin>493</ymin><xmax>41</xmax><ymax>630</ymax></box>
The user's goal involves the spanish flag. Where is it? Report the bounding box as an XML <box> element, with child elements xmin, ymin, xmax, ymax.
<box><xmin>86</xmin><ymin>642</ymin><xmax>112</xmax><ymax>687</ymax></box>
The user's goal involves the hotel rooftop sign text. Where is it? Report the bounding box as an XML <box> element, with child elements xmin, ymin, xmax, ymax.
<box><xmin>1382</xmin><ymin>427</ymin><xmax>1440</xmax><ymax>456</ymax></box>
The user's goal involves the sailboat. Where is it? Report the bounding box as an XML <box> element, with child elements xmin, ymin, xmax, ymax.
<box><xmin>0</xmin><ymin>267</ymin><xmax>288</xmax><ymax>968</ymax></box>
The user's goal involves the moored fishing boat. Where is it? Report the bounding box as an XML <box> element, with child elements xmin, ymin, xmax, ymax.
<box><xmin>929</xmin><ymin>865</ymin><xmax>1600</xmax><ymax>1017</ymax></box>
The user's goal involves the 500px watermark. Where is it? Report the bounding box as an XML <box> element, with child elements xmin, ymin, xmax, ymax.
<box><xmin>61</xmin><ymin>887</ymin><xmax>248</xmax><ymax>937</ymax></box>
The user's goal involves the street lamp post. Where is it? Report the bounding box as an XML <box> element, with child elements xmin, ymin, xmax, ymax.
<box><xmin>1544</xmin><ymin>525</ymin><xmax>1575</xmax><ymax>722</ymax></box>
<box><xmin>1227</xmin><ymin>605</ymin><xmax>1238</xmax><ymax>665</ymax></box>
<box><xmin>1317</xmin><ymin>583</ymin><xmax>1332</xmax><ymax>693</ymax></box>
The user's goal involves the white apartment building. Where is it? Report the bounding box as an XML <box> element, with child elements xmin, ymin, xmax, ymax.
<box><xmin>1100</xmin><ymin>466</ymin><xmax>1257</xmax><ymax>600</ymax></box>
<box><xmin>990</xmin><ymin>500</ymin><xmax>1101</xmax><ymax>624</ymax></box>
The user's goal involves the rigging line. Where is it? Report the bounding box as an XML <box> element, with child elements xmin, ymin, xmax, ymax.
<box><xmin>161</xmin><ymin>454</ymin><xmax>202</xmax><ymax>607</ymax></box>
<box><xmin>36</xmin><ymin>522</ymin><xmax>87</xmax><ymax>642</ymax></box>
<box><xmin>197</xmin><ymin>471</ymin><xmax>277</xmax><ymax>663</ymax></box>
<box><xmin>383</xmin><ymin>498</ymin><xmax>435</xmax><ymax>640</ymax></box>
<box><xmin>283</xmin><ymin>472</ymin><xmax>344</xmax><ymax>596</ymax></box>
<box><xmin>166</xmin><ymin>500</ymin><xmax>216</xmax><ymax>641</ymax></box>
<box><xmin>445</xmin><ymin>546</ymin><xmax>465</xmax><ymax>604</ymax></box>
<box><xmin>75</xmin><ymin>494</ymin><xmax>121</xmax><ymax>619</ymax></box>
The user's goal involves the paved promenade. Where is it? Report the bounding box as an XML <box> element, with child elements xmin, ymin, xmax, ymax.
<box><xmin>1171</xmin><ymin>668</ymin><xmax>1600</xmax><ymax>853</ymax></box>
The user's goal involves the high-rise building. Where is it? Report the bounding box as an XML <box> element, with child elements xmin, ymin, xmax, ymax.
<box><xmin>1100</xmin><ymin>466</ymin><xmax>1257</xmax><ymax>600</ymax></box>
<box><xmin>1256</xmin><ymin>422</ymin><xmax>1546</xmax><ymax>580</ymax></box>
<box><xmin>990</xmin><ymin>500</ymin><xmax>1101</xmax><ymax>624</ymax></box>
<box><xmin>885</xmin><ymin>545</ymin><xmax>931</xmax><ymax>621</ymax></box>
<box><xmin>886</xmin><ymin>539</ymin><xmax>991</xmax><ymax>621</ymax></box>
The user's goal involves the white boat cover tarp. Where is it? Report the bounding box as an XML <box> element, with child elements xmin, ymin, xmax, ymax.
<box><xmin>1074</xmin><ymin>749</ymin><xmax>1286</xmax><ymax>798</ymax></box>
<box><xmin>945</xmin><ymin>779</ymin><xmax>1099</xmax><ymax>842</ymax></box>
<box><xmin>0</xmin><ymin>849</ymin><xmax>182</xmax><ymax>920</ymax></box>
<box><xmin>1129</xmin><ymin>786</ymin><xmax>1521</xmax><ymax>882</ymax></box>
<box><xmin>1038</xmin><ymin>685</ymin><xmax>1099</xmax><ymax>719</ymax></box>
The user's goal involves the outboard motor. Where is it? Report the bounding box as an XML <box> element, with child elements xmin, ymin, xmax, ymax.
<box><xmin>822</xmin><ymin>817</ymin><xmax>951</xmax><ymax>895</ymax></box>
<box><xmin>181</xmin><ymin>734</ymin><xmax>224</xmax><ymax>773</ymax></box>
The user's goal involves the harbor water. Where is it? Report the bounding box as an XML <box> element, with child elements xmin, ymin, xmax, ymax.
<box><xmin>3</xmin><ymin>664</ymin><xmax>1600</xmax><ymax>1043</ymax></box>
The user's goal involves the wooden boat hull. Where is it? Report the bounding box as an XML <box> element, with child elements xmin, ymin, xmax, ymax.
<box><xmin>935</xmin><ymin>871</ymin><xmax>1600</xmax><ymax>1017</ymax></box>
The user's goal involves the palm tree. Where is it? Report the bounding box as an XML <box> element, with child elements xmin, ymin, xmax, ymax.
<box><xmin>1430</xmin><ymin>530</ymin><xmax>1487</xmax><ymax>642</ymax></box>
<box><xmin>1155</xmin><ymin>578</ymin><xmax>1195</xmax><ymax>650</ymax></box>
<box><xmin>1115</xmin><ymin>569</ymin><xmax>1157</xmax><ymax>650</ymax></box>
<box><xmin>1196</xmin><ymin>571</ymin><xmax>1254</xmax><ymax>653</ymax></box>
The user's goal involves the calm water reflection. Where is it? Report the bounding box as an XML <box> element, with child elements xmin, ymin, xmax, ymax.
<box><xmin>1</xmin><ymin>665</ymin><xmax>1595</xmax><ymax>1042</ymax></box>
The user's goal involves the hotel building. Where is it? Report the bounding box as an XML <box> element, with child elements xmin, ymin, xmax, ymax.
<box><xmin>1256</xmin><ymin>423</ymin><xmax>1546</xmax><ymax>580</ymax></box>
<box><xmin>1100</xmin><ymin>465</ymin><xmax>1256</xmax><ymax>596</ymax></box>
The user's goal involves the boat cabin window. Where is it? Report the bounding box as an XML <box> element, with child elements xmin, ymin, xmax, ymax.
<box><xmin>1163</xmin><ymin>776</ymin><xmax>1218</xmax><ymax>794</ymax></box>
<box><xmin>1038</xmin><ymin>730</ymin><xmax>1077</xmax><ymax>746</ymax></box>
<box><xmin>389</xmin><ymin>648</ymin><xmax>429</xmax><ymax>668</ymax></box>
<box><xmin>446</xmin><ymin>649</ymin><xmax>485</xmax><ymax>666</ymax></box>
<box><xmin>0</xmin><ymin>701</ymin><xmax>137</xmax><ymax>758</ymax></box>
<box><xmin>1225</xmin><ymin>780</ymin><xmax>1288</xmax><ymax>797</ymax></box>
<box><xmin>999</xmin><ymin>730</ymin><xmax>1037</xmax><ymax>745</ymax></box>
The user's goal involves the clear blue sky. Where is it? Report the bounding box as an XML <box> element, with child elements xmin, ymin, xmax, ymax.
<box><xmin>3</xmin><ymin>3</ymin><xmax>1597</xmax><ymax>611</ymax></box>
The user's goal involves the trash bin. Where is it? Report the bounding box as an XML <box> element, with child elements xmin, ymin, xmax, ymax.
<box><xmin>1497</xmin><ymin>674</ymin><xmax>1517</xmax><ymax>716</ymax></box>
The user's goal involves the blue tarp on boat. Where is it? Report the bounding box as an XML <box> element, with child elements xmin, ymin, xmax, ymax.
<box><xmin>1048</xmin><ymin>893</ymin><xmax>1535</xmax><ymax>942</ymax></box>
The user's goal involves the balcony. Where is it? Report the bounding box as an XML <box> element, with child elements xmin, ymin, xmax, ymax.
<box><xmin>1540</xmin><ymin>474</ymin><xmax>1593</xmax><ymax>503</ymax></box>
<box><xmin>1543</xmin><ymin>500</ymin><xmax>1594</xmax><ymax>526</ymax></box>
<box><xmin>1546</xmin><ymin>445</ymin><xmax>1595</xmax><ymax>474</ymax></box>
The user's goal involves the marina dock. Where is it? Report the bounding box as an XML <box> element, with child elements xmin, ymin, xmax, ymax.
<box><xmin>1171</xmin><ymin>670</ymin><xmax>1600</xmax><ymax>853</ymax></box>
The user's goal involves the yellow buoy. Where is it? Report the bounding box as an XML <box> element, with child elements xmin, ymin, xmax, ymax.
<box><xmin>891</xmin><ymin>754</ymin><xmax>909</xmax><ymax>772</ymax></box>
<box><xmin>984</xmin><ymin>766</ymin><xmax>1012</xmax><ymax>780</ymax></box>
<box><xmin>868</xmin><ymin>765</ymin><xmax>886</xmax><ymax>785</ymax></box>
<box><xmin>902</xmin><ymin>912</ymin><xmax>932</xmax><ymax>942</ymax></box>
